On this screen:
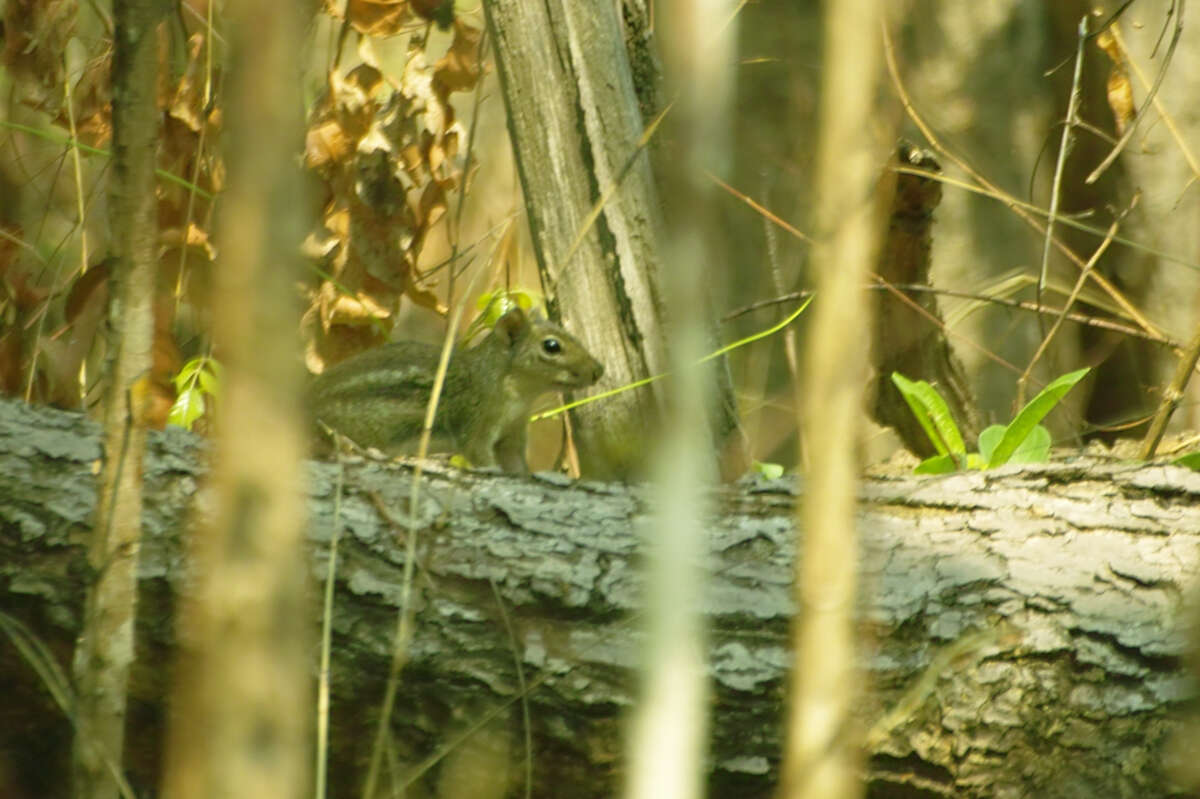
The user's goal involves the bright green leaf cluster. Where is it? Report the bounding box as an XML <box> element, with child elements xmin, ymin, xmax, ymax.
<box><xmin>465</xmin><ymin>288</ymin><xmax>544</xmax><ymax>343</ymax></box>
<box><xmin>753</xmin><ymin>461</ymin><xmax>785</xmax><ymax>480</ymax></box>
<box><xmin>891</xmin><ymin>367</ymin><xmax>1089</xmax><ymax>474</ymax></box>
<box><xmin>168</xmin><ymin>356</ymin><xmax>222</xmax><ymax>430</ymax></box>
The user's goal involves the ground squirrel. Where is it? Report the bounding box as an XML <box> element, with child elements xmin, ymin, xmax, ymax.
<box><xmin>307</xmin><ymin>307</ymin><xmax>604</xmax><ymax>473</ymax></box>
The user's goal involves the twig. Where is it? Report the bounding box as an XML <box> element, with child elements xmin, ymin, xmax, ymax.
<box><xmin>723</xmin><ymin>285</ymin><xmax>1183</xmax><ymax>351</ymax></box>
<box><xmin>880</xmin><ymin>24</ymin><xmax>1171</xmax><ymax>342</ymax></box>
<box><xmin>1036</xmin><ymin>16</ymin><xmax>1087</xmax><ymax>317</ymax></box>
<box><xmin>892</xmin><ymin>165</ymin><xmax>1200</xmax><ymax>275</ymax></box>
<box><xmin>1139</xmin><ymin>320</ymin><xmax>1200</xmax><ymax>459</ymax></box>
<box><xmin>1020</xmin><ymin>212</ymin><xmax>1120</xmax><ymax>408</ymax></box>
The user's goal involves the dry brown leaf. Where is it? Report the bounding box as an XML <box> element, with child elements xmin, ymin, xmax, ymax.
<box><xmin>405</xmin><ymin>282</ymin><xmax>443</xmax><ymax>312</ymax></box>
<box><xmin>341</xmin><ymin>62</ymin><xmax>387</xmax><ymax>99</ymax></box>
<box><xmin>324</xmin><ymin>206</ymin><xmax>352</xmax><ymax>239</ymax></box>
<box><xmin>306</xmin><ymin>119</ymin><xmax>356</xmax><ymax>169</ymax></box>
<box><xmin>345</xmin><ymin>0</ymin><xmax>411</xmax><ymax>38</ymax></box>
<box><xmin>411</xmin><ymin>0</ymin><xmax>453</xmax><ymax>28</ymax></box>
<box><xmin>306</xmin><ymin>65</ymin><xmax>387</xmax><ymax>173</ymax></box>
<box><xmin>302</xmin><ymin>11</ymin><xmax>481</xmax><ymax>362</ymax></box>
<box><xmin>64</xmin><ymin>260</ymin><xmax>110</xmax><ymax>323</ymax></box>
<box><xmin>418</xmin><ymin>179</ymin><xmax>447</xmax><ymax>231</ymax></box>
<box><xmin>159</xmin><ymin>222</ymin><xmax>215</xmax><ymax>254</ymax></box>
<box><xmin>2</xmin><ymin>0</ymin><xmax>77</xmax><ymax>112</ymax></box>
<box><xmin>326</xmin><ymin>287</ymin><xmax>393</xmax><ymax>326</ymax></box>
<box><xmin>169</xmin><ymin>33</ymin><xmax>210</xmax><ymax>133</ymax></box>
<box><xmin>433</xmin><ymin>21</ymin><xmax>483</xmax><ymax>96</ymax></box>
<box><xmin>303</xmin><ymin>311</ymin><xmax>389</xmax><ymax>372</ymax></box>
<box><xmin>1096</xmin><ymin>30</ymin><xmax>1135</xmax><ymax>137</ymax></box>
<box><xmin>146</xmin><ymin>297</ymin><xmax>183</xmax><ymax>429</ymax></box>
<box><xmin>57</xmin><ymin>47</ymin><xmax>113</xmax><ymax>147</ymax></box>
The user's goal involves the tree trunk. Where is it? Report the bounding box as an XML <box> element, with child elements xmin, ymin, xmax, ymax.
<box><xmin>71</xmin><ymin>2</ymin><xmax>164</xmax><ymax>797</ymax></box>
<box><xmin>482</xmin><ymin>0</ymin><xmax>746</xmax><ymax>480</ymax></box>
<box><xmin>0</xmin><ymin>398</ymin><xmax>1196</xmax><ymax>799</ymax></box>
<box><xmin>871</xmin><ymin>144</ymin><xmax>982</xmax><ymax>455</ymax></box>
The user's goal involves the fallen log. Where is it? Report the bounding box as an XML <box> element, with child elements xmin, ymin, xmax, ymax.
<box><xmin>0</xmin><ymin>397</ymin><xmax>1196</xmax><ymax>798</ymax></box>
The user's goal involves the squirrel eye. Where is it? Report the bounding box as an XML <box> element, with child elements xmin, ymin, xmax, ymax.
<box><xmin>542</xmin><ymin>337</ymin><xmax>562</xmax><ymax>355</ymax></box>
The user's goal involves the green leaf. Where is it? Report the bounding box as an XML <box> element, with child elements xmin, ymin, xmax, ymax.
<box><xmin>891</xmin><ymin>372</ymin><xmax>965</xmax><ymax>456</ymax></box>
<box><xmin>1008</xmin><ymin>424</ymin><xmax>1051</xmax><ymax>464</ymax></box>
<box><xmin>1175</xmin><ymin>452</ymin><xmax>1200</xmax><ymax>471</ymax></box>
<box><xmin>986</xmin><ymin>367</ymin><xmax>1089</xmax><ymax>468</ymax></box>
<box><xmin>753</xmin><ymin>461</ymin><xmax>785</xmax><ymax>480</ymax></box>
<box><xmin>173</xmin><ymin>358</ymin><xmax>201</xmax><ymax>391</ymax></box>
<box><xmin>196</xmin><ymin>359</ymin><xmax>221</xmax><ymax>395</ymax></box>
<box><xmin>168</xmin><ymin>388</ymin><xmax>205</xmax><ymax>430</ymax></box>
<box><xmin>977</xmin><ymin>425</ymin><xmax>1005</xmax><ymax>463</ymax></box>
<box><xmin>915</xmin><ymin>454</ymin><xmax>957</xmax><ymax>474</ymax></box>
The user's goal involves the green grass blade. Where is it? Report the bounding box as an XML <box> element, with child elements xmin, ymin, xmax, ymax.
<box><xmin>987</xmin><ymin>367</ymin><xmax>1089</xmax><ymax>467</ymax></box>
<box><xmin>891</xmin><ymin>372</ymin><xmax>966</xmax><ymax>456</ymax></box>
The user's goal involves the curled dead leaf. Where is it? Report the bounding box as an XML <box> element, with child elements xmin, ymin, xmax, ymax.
<box><xmin>56</xmin><ymin>46</ymin><xmax>113</xmax><ymax>147</ymax></box>
<box><xmin>303</xmin><ymin>8</ymin><xmax>479</xmax><ymax>362</ymax></box>
<box><xmin>344</xmin><ymin>0</ymin><xmax>411</xmax><ymax>38</ymax></box>
<box><xmin>306</xmin><ymin>119</ymin><xmax>356</xmax><ymax>169</ymax></box>
<box><xmin>1096</xmin><ymin>30</ymin><xmax>1135</xmax><ymax>137</ymax></box>
<box><xmin>411</xmin><ymin>0</ymin><xmax>454</xmax><ymax>29</ymax></box>
<box><xmin>433</xmin><ymin>21</ymin><xmax>483</xmax><ymax>96</ymax></box>
<box><xmin>168</xmin><ymin>34</ymin><xmax>211</xmax><ymax>134</ymax></box>
<box><xmin>64</xmin><ymin>259</ymin><xmax>110</xmax><ymax>323</ymax></box>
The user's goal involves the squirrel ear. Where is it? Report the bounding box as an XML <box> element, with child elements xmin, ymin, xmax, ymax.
<box><xmin>493</xmin><ymin>306</ymin><xmax>529</xmax><ymax>344</ymax></box>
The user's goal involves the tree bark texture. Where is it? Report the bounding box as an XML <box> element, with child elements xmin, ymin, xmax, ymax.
<box><xmin>71</xmin><ymin>1</ymin><xmax>165</xmax><ymax>797</ymax></box>
<box><xmin>1</xmin><ymin>398</ymin><xmax>1198</xmax><ymax>799</ymax></box>
<box><xmin>482</xmin><ymin>0</ymin><xmax>669</xmax><ymax>480</ymax></box>
<box><xmin>871</xmin><ymin>143</ymin><xmax>981</xmax><ymax>456</ymax></box>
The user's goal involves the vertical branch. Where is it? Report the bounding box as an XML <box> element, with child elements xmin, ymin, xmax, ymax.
<box><xmin>1021</xmin><ymin>15</ymin><xmax>1088</xmax><ymax>408</ymax></box>
<box><xmin>622</xmin><ymin>0</ymin><xmax>731</xmax><ymax>797</ymax></box>
<box><xmin>482</xmin><ymin>0</ymin><xmax>666</xmax><ymax>479</ymax></box>
<box><xmin>71</xmin><ymin>1</ymin><xmax>164</xmax><ymax>797</ymax></box>
<box><xmin>160</xmin><ymin>0</ymin><xmax>311</xmax><ymax>796</ymax></box>
<box><xmin>869</xmin><ymin>145</ymin><xmax>980</xmax><ymax>455</ymax></box>
<box><xmin>782</xmin><ymin>2</ymin><xmax>890</xmax><ymax>798</ymax></box>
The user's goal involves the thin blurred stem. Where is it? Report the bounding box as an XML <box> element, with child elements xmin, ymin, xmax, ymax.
<box><xmin>781</xmin><ymin>2</ymin><xmax>889</xmax><ymax>797</ymax></box>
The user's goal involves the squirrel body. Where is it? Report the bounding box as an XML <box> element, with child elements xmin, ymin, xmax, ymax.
<box><xmin>307</xmin><ymin>308</ymin><xmax>604</xmax><ymax>473</ymax></box>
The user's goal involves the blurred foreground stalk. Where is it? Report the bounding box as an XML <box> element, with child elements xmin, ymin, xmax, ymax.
<box><xmin>160</xmin><ymin>0</ymin><xmax>312</xmax><ymax>796</ymax></box>
<box><xmin>622</xmin><ymin>0</ymin><xmax>734</xmax><ymax>797</ymax></box>
<box><xmin>781</xmin><ymin>2</ymin><xmax>893</xmax><ymax>798</ymax></box>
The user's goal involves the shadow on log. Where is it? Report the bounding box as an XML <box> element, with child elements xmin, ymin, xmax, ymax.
<box><xmin>0</xmin><ymin>398</ymin><xmax>1197</xmax><ymax>798</ymax></box>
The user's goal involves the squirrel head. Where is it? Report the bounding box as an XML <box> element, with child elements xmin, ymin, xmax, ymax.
<box><xmin>492</xmin><ymin>307</ymin><xmax>604</xmax><ymax>389</ymax></box>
